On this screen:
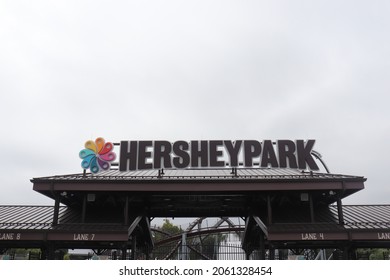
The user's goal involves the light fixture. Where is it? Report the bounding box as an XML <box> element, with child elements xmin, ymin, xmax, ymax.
<box><xmin>87</xmin><ymin>193</ymin><xmax>96</xmax><ymax>202</ymax></box>
<box><xmin>300</xmin><ymin>193</ymin><xmax>309</xmax><ymax>202</ymax></box>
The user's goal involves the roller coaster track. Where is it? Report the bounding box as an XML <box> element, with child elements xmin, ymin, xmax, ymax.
<box><xmin>153</xmin><ymin>226</ymin><xmax>245</xmax><ymax>246</ymax></box>
<box><xmin>151</xmin><ymin>217</ymin><xmax>245</xmax><ymax>259</ymax></box>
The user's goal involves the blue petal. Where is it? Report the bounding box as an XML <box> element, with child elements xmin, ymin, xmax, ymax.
<box><xmin>81</xmin><ymin>154</ymin><xmax>95</xmax><ymax>169</ymax></box>
<box><xmin>90</xmin><ymin>157</ymin><xmax>99</xmax><ymax>173</ymax></box>
<box><xmin>79</xmin><ymin>149</ymin><xmax>96</xmax><ymax>159</ymax></box>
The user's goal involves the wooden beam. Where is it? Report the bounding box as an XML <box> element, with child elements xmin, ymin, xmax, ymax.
<box><xmin>253</xmin><ymin>216</ymin><xmax>268</xmax><ymax>238</ymax></box>
<box><xmin>128</xmin><ymin>216</ymin><xmax>143</xmax><ymax>237</ymax></box>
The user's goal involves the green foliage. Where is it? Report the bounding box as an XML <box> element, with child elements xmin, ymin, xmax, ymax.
<box><xmin>356</xmin><ymin>248</ymin><xmax>390</xmax><ymax>260</ymax></box>
<box><xmin>153</xmin><ymin>219</ymin><xmax>183</xmax><ymax>243</ymax></box>
<box><xmin>4</xmin><ymin>248</ymin><xmax>42</xmax><ymax>260</ymax></box>
<box><xmin>151</xmin><ymin>219</ymin><xmax>184</xmax><ymax>259</ymax></box>
<box><xmin>369</xmin><ymin>249</ymin><xmax>389</xmax><ymax>260</ymax></box>
<box><xmin>6</xmin><ymin>248</ymin><xmax>40</xmax><ymax>255</ymax></box>
<box><xmin>161</xmin><ymin>219</ymin><xmax>183</xmax><ymax>235</ymax></box>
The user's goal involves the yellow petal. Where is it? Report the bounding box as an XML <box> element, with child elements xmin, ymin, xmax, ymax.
<box><xmin>85</xmin><ymin>140</ymin><xmax>97</xmax><ymax>153</ymax></box>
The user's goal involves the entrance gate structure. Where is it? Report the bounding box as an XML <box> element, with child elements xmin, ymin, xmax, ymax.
<box><xmin>1</xmin><ymin>168</ymin><xmax>390</xmax><ymax>259</ymax></box>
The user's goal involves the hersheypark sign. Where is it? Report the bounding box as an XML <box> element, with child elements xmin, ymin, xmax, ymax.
<box><xmin>79</xmin><ymin>139</ymin><xmax>320</xmax><ymax>173</ymax></box>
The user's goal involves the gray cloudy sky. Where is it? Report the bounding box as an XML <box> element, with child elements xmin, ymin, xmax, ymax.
<box><xmin>1</xmin><ymin>0</ymin><xmax>389</xmax><ymax>206</ymax></box>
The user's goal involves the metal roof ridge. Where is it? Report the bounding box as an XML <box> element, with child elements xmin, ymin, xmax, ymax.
<box><xmin>0</xmin><ymin>205</ymin><xmax>59</xmax><ymax>208</ymax></box>
<box><xmin>334</xmin><ymin>204</ymin><xmax>390</xmax><ymax>207</ymax></box>
<box><xmin>30</xmin><ymin>167</ymin><xmax>366</xmax><ymax>181</ymax></box>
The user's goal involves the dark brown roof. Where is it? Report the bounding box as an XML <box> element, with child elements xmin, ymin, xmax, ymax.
<box><xmin>31</xmin><ymin>169</ymin><xmax>366</xmax><ymax>207</ymax></box>
<box><xmin>27</xmin><ymin>168</ymin><xmax>368</xmax><ymax>219</ymax></box>
<box><xmin>331</xmin><ymin>205</ymin><xmax>390</xmax><ymax>230</ymax></box>
<box><xmin>242</xmin><ymin>205</ymin><xmax>390</xmax><ymax>245</ymax></box>
<box><xmin>0</xmin><ymin>205</ymin><xmax>79</xmax><ymax>230</ymax></box>
<box><xmin>1</xmin><ymin>204</ymin><xmax>389</xmax><ymax>232</ymax></box>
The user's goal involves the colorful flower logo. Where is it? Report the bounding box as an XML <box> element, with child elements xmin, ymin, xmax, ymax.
<box><xmin>79</xmin><ymin>137</ymin><xmax>116</xmax><ymax>174</ymax></box>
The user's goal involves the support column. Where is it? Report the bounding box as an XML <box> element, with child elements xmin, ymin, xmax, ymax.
<box><xmin>112</xmin><ymin>251</ymin><xmax>117</xmax><ymax>260</ymax></box>
<box><xmin>259</xmin><ymin>233</ymin><xmax>266</xmax><ymax>260</ymax></box>
<box><xmin>52</xmin><ymin>194</ymin><xmax>60</xmax><ymax>226</ymax></box>
<box><xmin>349</xmin><ymin>248</ymin><xmax>356</xmax><ymax>260</ymax></box>
<box><xmin>278</xmin><ymin>249</ymin><xmax>285</xmax><ymax>260</ymax></box>
<box><xmin>337</xmin><ymin>196</ymin><xmax>344</xmax><ymax>225</ymax></box>
<box><xmin>343</xmin><ymin>246</ymin><xmax>350</xmax><ymax>260</ymax></box>
<box><xmin>121</xmin><ymin>245</ymin><xmax>127</xmax><ymax>260</ymax></box>
<box><xmin>145</xmin><ymin>246</ymin><xmax>150</xmax><ymax>260</ymax></box>
<box><xmin>181</xmin><ymin>233</ymin><xmax>188</xmax><ymax>260</ymax></box>
<box><xmin>46</xmin><ymin>243</ymin><xmax>55</xmax><ymax>260</ymax></box>
<box><xmin>267</xmin><ymin>195</ymin><xmax>272</xmax><ymax>224</ymax></box>
<box><xmin>124</xmin><ymin>196</ymin><xmax>129</xmax><ymax>225</ymax></box>
<box><xmin>131</xmin><ymin>236</ymin><xmax>137</xmax><ymax>260</ymax></box>
<box><xmin>268</xmin><ymin>244</ymin><xmax>275</xmax><ymax>260</ymax></box>
<box><xmin>40</xmin><ymin>246</ymin><xmax>47</xmax><ymax>260</ymax></box>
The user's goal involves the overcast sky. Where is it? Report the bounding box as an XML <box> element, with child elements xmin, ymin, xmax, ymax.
<box><xmin>0</xmin><ymin>0</ymin><xmax>389</xmax><ymax>206</ymax></box>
